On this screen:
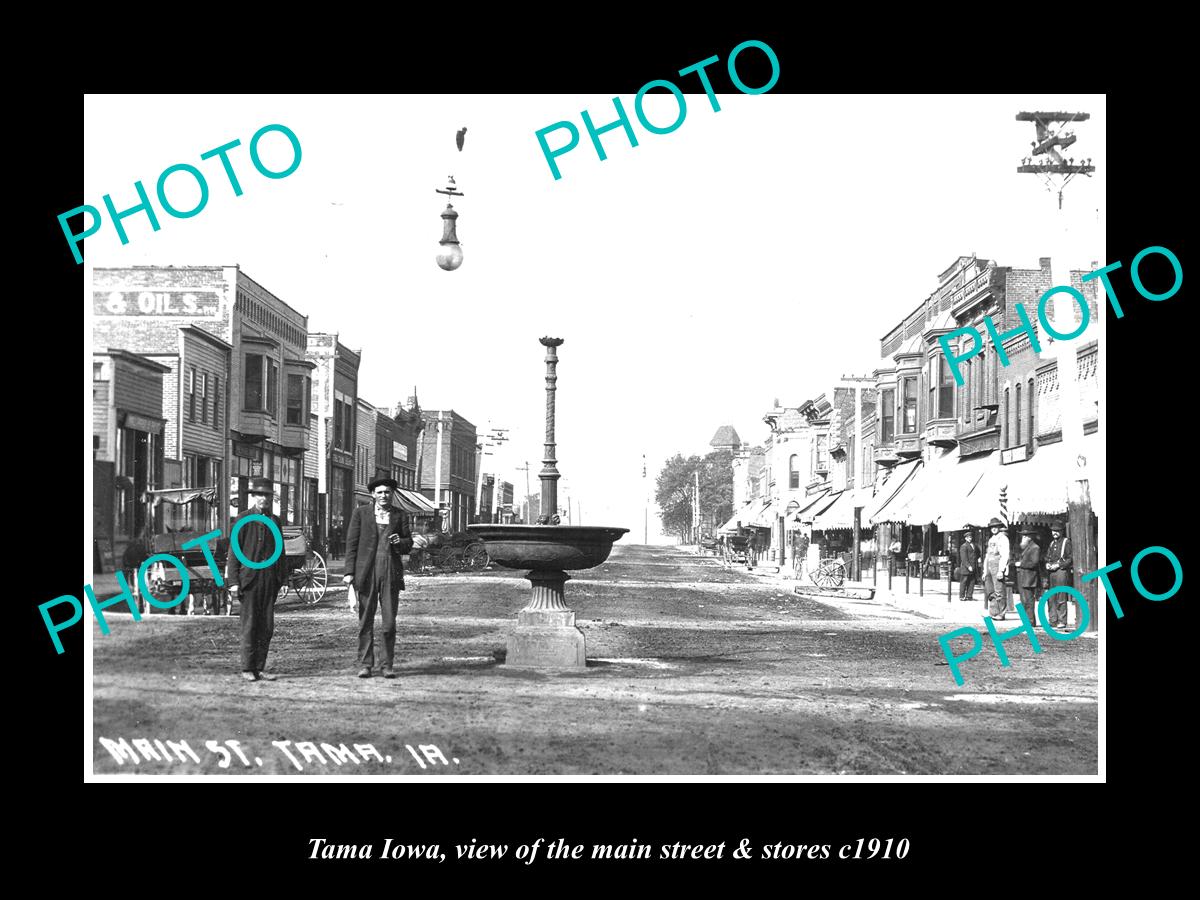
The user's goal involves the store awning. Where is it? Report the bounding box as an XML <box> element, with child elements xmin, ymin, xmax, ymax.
<box><xmin>798</xmin><ymin>489</ymin><xmax>843</xmax><ymax>524</ymax></box>
<box><xmin>789</xmin><ymin>489</ymin><xmax>832</xmax><ymax>523</ymax></box>
<box><xmin>748</xmin><ymin>499</ymin><xmax>777</xmax><ymax>529</ymax></box>
<box><xmin>146</xmin><ymin>487</ymin><xmax>218</xmax><ymax>506</ymax></box>
<box><xmin>394</xmin><ymin>488</ymin><xmax>438</xmax><ymax>516</ymax></box>
<box><xmin>1004</xmin><ymin>435</ymin><xmax>1101</xmax><ymax>519</ymax></box>
<box><xmin>862</xmin><ymin>459</ymin><xmax>920</xmax><ymax>524</ymax></box>
<box><xmin>899</xmin><ymin>448</ymin><xmax>992</xmax><ymax>528</ymax></box>
<box><xmin>869</xmin><ymin>459</ymin><xmax>927</xmax><ymax>525</ymax></box>
<box><xmin>810</xmin><ymin>487</ymin><xmax>875</xmax><ymax>532</ymax></box>
<box><xmin>719</xmin><ymin>499</ymin><xmax>759</xmax><ymax>534</ymax></box>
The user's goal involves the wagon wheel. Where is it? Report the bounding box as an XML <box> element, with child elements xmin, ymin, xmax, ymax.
<box><xmin>465</xmin><ymin>542</ymin><xmax>489</xmax><ymax>570</ymax></box>
<box><xmin>291</xmin><ymin>550</ymin><xmax>329</xmax><ymax>604</ymax></box>
<box><xmin>817</xmin><ymin>560</ymin><xmax>846</xmax><ymax>588</ymax></box>
<box><xmin>814</xmin><ymin>562</ymin><xmax>839</xmax><ymax>589</ymax></box>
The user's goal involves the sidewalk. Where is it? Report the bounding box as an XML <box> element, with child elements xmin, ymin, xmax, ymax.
<box><xmin>711</xmin><ymin>557</ymin><xmax>1091</xmax><ymax>631</ymax></box>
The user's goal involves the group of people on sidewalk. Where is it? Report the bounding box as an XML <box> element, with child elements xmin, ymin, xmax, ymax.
<box><xmin>226</xmin><ymin>475</ymin><xmax>432</xmax><ymax>683</ymax></box>
<box><xmin>957</xmin><ymin>518</ymin><xmax>1075</xmax><ymax>627</ymax></box>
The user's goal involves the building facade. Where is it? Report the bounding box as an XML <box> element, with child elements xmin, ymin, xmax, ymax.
<box><xmin>92</xmin><ymin>266</ymin><xmax>311</xmax><ymax>551</ymax></box>
<box><xmin>355</xmin><ymin>398</ymin><xmax>378</xmax><ymax>506</ymax></box>
<box><xmin>92</xmin><ymin>350</ymin><xmax>170</xmax><ymax>565</ymax></box>
<box><xmin>418</xmin><ymin>410</ymin><xmax>478</xmax><ymax>532</ymax></box>
<box><xmin>306</xmin><ymin>333</ymin><xmax>360</xmax><ymax>550</ymax></box>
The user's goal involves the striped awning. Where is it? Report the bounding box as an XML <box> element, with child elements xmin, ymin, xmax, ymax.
<box><xmin>393</xmin><ymin>488</ymin><xmax>438</xmax><ymax>516</ymax></box>
<box><xmin>868</xmin><ymin>459</ymin><xmax>926</xmax><ymax>525</ymax></box>
<box><xmin>810</xmin><ymin>486</ymin><xmax>875</xmax><ymax>532</ymax></box>
<box><xmin>1004</xmin><ymin>434</ymin><xmax>1101</xmax><ymax>518</ymax></box>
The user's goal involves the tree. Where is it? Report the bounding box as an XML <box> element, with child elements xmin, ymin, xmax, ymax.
<box><xmin>655</xmin><ymin>449</ymin><xmax>735</xmax><ymax>541</ymax></box>
<box><xmin>655</xmin><ymin>453</ymin><xmax>697</xmax><ymax>541</ymax></box>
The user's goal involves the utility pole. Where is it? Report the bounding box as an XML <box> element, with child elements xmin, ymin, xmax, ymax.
<box><xmin>694</xmin><ymin>467</ymin><xmax>701</xmax><ymax>546</ymax></box>
<box><xmin>642</xmin><ymin>453</ymin><xmax>648</xmax><ymax>544</ymax></box>
<box><xmin>516</xmin><ymin>461</ymin><xmax>532</xmax><ymax>523</ymax></box>
<box><xmin>1016</xmin><ymin>110</ymin><xmax>1099</xmax><ymax>632</ymax></box>
<box><xmin>475</xmin><ymin>424</ymin><xmax>509</xmax><ymax>522</ymax></box>
<box><xmin>432</xmin><ymin>411</ymin><xmax>444</xmax><ymax>527</ymax></box>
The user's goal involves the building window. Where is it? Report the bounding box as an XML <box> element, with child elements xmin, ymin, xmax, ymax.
<box><xmin>939</xmin><ymin>355</ymin><xmax>954</xmax><ymax>421</ymax></box>
<box><xmin>814</xmin><ymin>434</ymin><xmax>830</xmax><ymax>473</ymax></box>
<box><xmin>880</xmin><ymin>388</ymin><xmax>895</xmax><ymax>444</ymax></box>
<box><xmin>245</xmin><ymin>355</ymin><xmax>279</xmax><ymax>415</ymax></box>
<box><xmin>245</xmin><ymin>354</ymin><xmax>263</xmax><ymax>411</ymax></box>
<box><xmin>1015</xmin><ymin>383</ymin><xmax>1022</xmax><ymax>446</ymax></box>
<box><xmin>212</xmin><ymin>375</ymin><xmax>220</xmax><ymax>430</ymax></box>
<box><xmin>1003</xmin><ymin>387</ymin><xmax>1010</xmax><ymax>447</ymax></box>
<box><xmin>187</xmin><ymin>366</ymin><xmax>196</xmax><ymax>423</ymax></box>
<box><xmin>788</xmin><ymin>454</ymin><xmax>799</xmax><ymax>489</ymax></box>
<box><xmin>267</xmin><ymin>359</ymin><xmax>278</xmax><ymax>417</ymax></box>
<box><xmin>286</xmin><ymin>374</ymin><xmax>306</xmax><ymax>425</ymax></box>
<box><xmin>900</xmin><ymin>376</ymin><xmax>918</xmax><ymax>434</ymax></box>
<box><xmin>199</xmin><ymin>372</ymin><xmax>208</xmax><ymax>425</ymax></box>
<box><xmin>1027</xmin><ymin>378</ymin><xmax>1035</xmax><ymax>449</ymax></box>
<box><xmin>93</xmin><ymin>362</ymin><xmax>103</xmax><ymax>380</ymax></box>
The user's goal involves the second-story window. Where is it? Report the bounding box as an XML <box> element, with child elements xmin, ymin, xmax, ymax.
<box><xmin>814</xmin><ymin>434</ymin><xmax>830</xmax><ymax>473</ymax></box>
<box><xmin>245</xmin><ymin>355</ymin><xmax>263</xmax><ymax>411</ymax></box>
<box><xmin>1027</xmin><ymin>378</ymin><xmax>1035</xmax><ymax>448</ymax></box>
<box><xmin>789</xmin><ymin>454</ymin><xmax>799</xmax><ymax>489</ymax></box>
<box><xmin>938</xmin><ymin>355</ymin><xmax>954</xmax><ymax>420</ymax></box>
<box><xmin>880</xmin><ymin>388</ymin><xmax>895</xmax><ymax>444</ymax></box>
<box><xmin>1014</xmin><ymin>383</ymin><xmax>1022</xmax><ymax>446</ymax></box>
<box><xmin>900</xmin><ymin>376</ymin><xmax>918</xmax><ymax>434</ymax></box>
<box><xmin>286</xmin><ymin>374</ymin><xmax>305</xmax><ymax>425</ymax></box>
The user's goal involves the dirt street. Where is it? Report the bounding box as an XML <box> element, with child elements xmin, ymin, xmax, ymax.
<box><xmin>92</xmin><ymin>544</ymin><xmax>1098</xmax><ymax>775</ymax></box>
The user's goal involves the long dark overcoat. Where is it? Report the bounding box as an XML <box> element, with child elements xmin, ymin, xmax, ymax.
<box><xmin>344</xmin><ymin>505</ymin><xmax>414</xmax><ymax>599</ymax></box>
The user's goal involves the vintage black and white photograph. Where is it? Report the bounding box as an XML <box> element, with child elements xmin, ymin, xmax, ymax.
<box><xmin>83</xmin><ymin>91</ymin><xmax>1107</xmax><ymax>778</ymax></box>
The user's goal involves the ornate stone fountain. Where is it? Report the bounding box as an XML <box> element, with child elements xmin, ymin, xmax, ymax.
<box><xmin>467</xmin><ymin>337</ymin><xmax>628</xmax><ymax>667</ymax></box>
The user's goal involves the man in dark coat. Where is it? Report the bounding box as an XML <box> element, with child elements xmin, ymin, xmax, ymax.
<box><xmin>226</xmin><ymin>477</ymin><xmax>287</xmax><ymax>681</ymax></box>
<box><xmin>342</xmin><ymin>478</ymin><xmax>426</xmax><ymax>678</ymax></box>
<box><xmin>1015</xmin><ymin>526</ymin><xmax>1042</xmax><ymax>625</ymax></box>
<box><xmin>958</xmin><ymin>530</ymin><xmax>979</xmax><ymax>602</ymax></box>
<box><xmin>1044</xmin><ymin>521</ymin><xmax>1074</xmax><ymax>629</ymax></box>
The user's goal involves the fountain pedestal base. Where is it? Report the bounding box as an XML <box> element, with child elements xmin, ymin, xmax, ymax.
<box><xmin>505</xmin><ymin>570</ymin><xmax>587</xmax><ymax>668</ymax></box>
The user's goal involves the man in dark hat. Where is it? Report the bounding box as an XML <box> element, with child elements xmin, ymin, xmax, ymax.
<box><xmin>958</xmin><ymin>529</ymin><xmax>979</xmax><ymax>602</ymax></box>
<box><xmin>1044</xmin><ymin>521</ymin><xmax>1074</xmax><ymax>629</ymax></box>
<box><xmin>1015</xmin><ymin>526</ymin><xmax>1042</xmax><ymax>625</ymax></box>
<box><xmin>226</xmin><ymin>477</ymin><xmax>287</xmax><ymax>681</ymax></box>
<box><xmin>343</xmin><ymin>477</ymin><xmax>429</xmax><ymax>678</ymax></box>
<box><xmin>983</xmin><ymin>517</ymin><xmax>1010</xmax><ymax>619</ymax></box>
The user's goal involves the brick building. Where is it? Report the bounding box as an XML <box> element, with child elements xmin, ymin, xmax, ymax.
<box><xmin>418</xmin><ymin>410</ymin><xmax>477</xmax><ymax>532</ymax></box>
<box><xmin>867</xmin><ymin>254</ymin><xmax>1101</xmax><ymax>588</ymax></box>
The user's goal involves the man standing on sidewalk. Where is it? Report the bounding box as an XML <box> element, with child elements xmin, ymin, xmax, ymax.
<box><xmin>983</xmin><ymin>517</ymin><xmax>1010</xmax><ymax>620</ymax></box>
<box><xmin>1015</xmin><ymin>526</ymin><xmax>1042</xmax><ymax>625</ymax></box>
<box><xmin>226</xmin><ymin>478</ymin><xmax>287</xmax><ymax>682</ymax></box>
<box><xmin>958</xmin><ymin>530</ymin><xmax>979</xmax><ymax>602</ymax></box>
<box><xmin>1044</xmin><ymin>521</ymin><xmax>1073</xmax><ymax>629</ymax></box>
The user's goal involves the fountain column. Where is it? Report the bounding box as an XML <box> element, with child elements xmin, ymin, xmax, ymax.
<box><xmin>538</xmin><ymin>336</ymin><xmax>562</xmax><ymax>523</ymax></box>
<box><xmin>505</xmin><ymin>336</ymin><xmax>584</xmax><ymax>667</ymax></box>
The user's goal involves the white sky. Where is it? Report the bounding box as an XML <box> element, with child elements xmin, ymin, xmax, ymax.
<box><xmin>84</xmin><ymin>94</ymin><xmax>1105</xmax><ymax>543</ymax></box>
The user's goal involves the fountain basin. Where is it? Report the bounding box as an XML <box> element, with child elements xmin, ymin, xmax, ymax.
<box><xmin>466</xmin><ymin>524</ymin><xmax>628</xmax><ymax>570</ymax></box>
